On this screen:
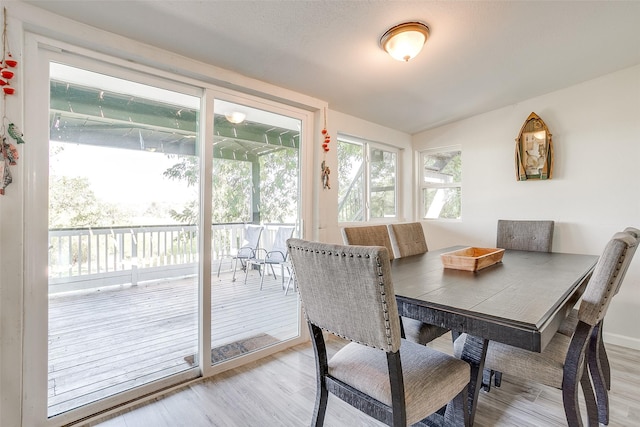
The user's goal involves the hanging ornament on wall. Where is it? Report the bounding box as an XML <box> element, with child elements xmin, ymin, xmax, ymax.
<box><xmin>0</xmin><ymin>8</ymin><xmax>23</xmax><ymax>196</ymax></box>
<box><xmin>1</xmin><ymin>7</ymin><xmax>16</xmax><ymax>95</ymax></box>
<box><xmin>320</xmin><ymin>107</ymin><xmax>331</xmax><ymax>189</ymax></box>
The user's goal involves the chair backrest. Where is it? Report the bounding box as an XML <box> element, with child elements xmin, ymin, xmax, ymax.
<box><xmin>496</xmin><ymin>219</ymin><xmax>554</xmax><ymax>252</ymax></box>
<box><xmin>341</xmin><ymin>225</ymin><xmax>395</xmax><ymax>260</ymax></box>
<box><xmin>287</xmin><ymin>238</ymin><xmax>401</xmax><ymax>352</ymax></box>
<box><xmin>578</xmin><ymin>231</ymin><xmax>639</xmax><ymax>326</ymax></box>
<box><xmin>238</xmin><ymin>224</ymin><xmax>263</xmax><ymax>257</ymax></box>
<box><xmin>611</xmin><ymin>227</ymin><xmax>639</xmax><ymax>296</ymax></box>
<box><xmin>387</xmin><ymin>222</ymin><xmax>428</xmax><ymax>258</ymax></box>
<box><xmin>267</xmin><ymin>226</ymin><xmax>295</xmax><ymax>262</ymax></box>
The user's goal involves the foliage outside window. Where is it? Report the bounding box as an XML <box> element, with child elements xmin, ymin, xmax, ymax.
<box><xmin>337</xmin><ymin>135</ymin><xmax>397</xmax><ymax>222</ymax></box>
<box><xmin>420</xmin><ymin>148</ymin><xmax>461</xmax><ymax>220</ymax></box>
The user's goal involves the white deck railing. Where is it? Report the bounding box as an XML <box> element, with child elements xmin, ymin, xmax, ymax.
<box><xmin>48</xmin><ymin>223</ymin><xmax>292</xmax><ymax>293</ymax></box>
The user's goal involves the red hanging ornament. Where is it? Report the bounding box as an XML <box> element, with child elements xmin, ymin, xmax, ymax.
<box><xmin>4</xmin><ymin>53</ymin><xmax>17</xmax><ymax>68</ymax></box>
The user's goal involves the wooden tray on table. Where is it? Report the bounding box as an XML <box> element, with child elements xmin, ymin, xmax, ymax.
<box><xmin>440</xmin><ymin>247</ymin><xmax>505</xmax><ymax>272</ymax></box>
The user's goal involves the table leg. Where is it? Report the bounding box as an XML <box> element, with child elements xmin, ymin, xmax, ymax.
<box><xmin>457</xmin><ymin>334</ymin><xmax>489</xmax><ymax>425</ymax></box>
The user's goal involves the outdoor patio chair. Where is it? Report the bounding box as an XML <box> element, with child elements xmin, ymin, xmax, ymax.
<box><xmin>217</xmin><ymin>224</ymin><xmax>263</xmax><ymax>282</ymax></box>
<box><xmin>343</xmin><ymin>224</ymin><xmax>446</xmax><ymax>346</ymax></box>
<box><xmin>244</xmin><ymin>225</ymin><xmax>295</xmax><ymax>291</ymax></box>
<box><xmin>455</xmin><ymin>231</ymin><xmax>638</xmax><ymax>426</ymax></box>
<box><xmin>287</xmin><ymin>238</ymin><xmax>470</xmax><ymax>426</ymax></box>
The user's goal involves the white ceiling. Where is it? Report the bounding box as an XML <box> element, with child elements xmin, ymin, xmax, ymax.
<box><xmin>23</xmin><ymin>1</ymin><xmax>640</xmax><ymax>134</ymax></box>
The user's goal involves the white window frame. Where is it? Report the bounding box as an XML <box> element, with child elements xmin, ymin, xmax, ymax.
<box><xmin>337</xmin><ymin>134</ymin><xmax>399</xmax><ymax>223</ymax></box>
<box><xmin>419</xmin><ymin>146</ymin><xmax>462</xmax><ymax>221</ymax></box>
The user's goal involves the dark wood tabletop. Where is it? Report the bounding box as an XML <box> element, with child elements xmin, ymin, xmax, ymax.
<box><xmin>391</xmin><ymin>245</ymin><xmax>598</xmax><ymax>352</ymax></box>
<box><xmin>390</xmin><ymin>246</ymin><xmax>598</xmax><ymax>425</ymax></box>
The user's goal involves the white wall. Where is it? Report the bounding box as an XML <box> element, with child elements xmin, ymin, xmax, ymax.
<box><xmin>413</xmin><ymin>64</ymin><xmax>640</xmax><ymax>349</ymax></box>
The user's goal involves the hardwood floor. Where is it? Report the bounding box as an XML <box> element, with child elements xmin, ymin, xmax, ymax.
<box><xmin>49</xmin><ymin>268</ymin><xmax>299</xmax><ymax>416</ymax></box>
<box><xmin>84</xmin><ymin>333</ymin><xmax>640</xmax><ymax>427</ymax></box>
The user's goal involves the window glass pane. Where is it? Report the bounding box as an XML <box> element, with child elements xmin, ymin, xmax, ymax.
<box><xmin>212</xmin><ymin>158</ymin><xmax>252</xmax><ymax>223</ymax></box>
<box><xmin>48</xmin><ymin>63</ymin><xmax>200</xmax><ymax>416</ymax></box>
<box><xmin>423</xmin><ymin>187</ymin><xmax>461</xmax><ymax>219</ymax></box>
<box><xmin>370</xmin><ymin>149</ymin><xmax>396</xmax><ymax>218</ymax></box>
<box><xmin>337</xmin><ymin>140</ymin><xmax>364</xmax><ymax>222</ymax></box>
<box><xmin>211</xmin><ymin>100</ymin><xmax>301</xmax><ymax>366</ymax></box>
<box><xmin>423</xmin><ymin>150</ymin><xmax>461</xmax><ymax>184</ymax></box>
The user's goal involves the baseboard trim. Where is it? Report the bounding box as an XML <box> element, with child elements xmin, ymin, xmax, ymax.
<box><xmin>604</xmin><ymin>331</ymin><xmax>640</xmax><ymax>351</ymax></box>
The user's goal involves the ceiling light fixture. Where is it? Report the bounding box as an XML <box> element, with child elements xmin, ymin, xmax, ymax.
<box><xmin>225</xmin><ymin>111</ymin><xmax>246</xmax><ymax>124</ymax></box>
<box><xmin>380</xmin><ymin>21</ymin><xmax>430</xmax><ymax>62</ymax></box>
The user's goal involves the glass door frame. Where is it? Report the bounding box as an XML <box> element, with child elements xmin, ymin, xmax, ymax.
<box><xmin>23</xmin><ymin>32</ymin><xmax>310</xmax><ymax>427</ymax></box>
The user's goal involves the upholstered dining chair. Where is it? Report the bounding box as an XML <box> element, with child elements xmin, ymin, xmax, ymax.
<box><xmin>556</xmin><ymin>226</ymin><xmax>640</xmax><ymax>424</ymax></box>
<box><xmin>387</xmin><ymin>222</ymin><xmax>429</xmax><ymax>258</ymax></box>
<box><xmin>287</xmin><ymin>238</ymin><xmax>470</xmax><ymax>426</ymax></box>
<box><xmin>342</xmin><ymin>225</ymin><xmax>445</xmax><ymax>346</ymax></box>
<box><xmin>454</xmin><ymin>231</ymin><xmax>638</xmax><ymax>426</ymax></box>
<box><xmin>489</xmin><ymin>219</ymin><xmax>555</xmax><ymax>389</ymax></box>
<box><xmin>341</xmin><ymin>225</ymin><xmax>395</xmax><ymax>259</ymax></box>
<box><xmin>496</xmin><ymin>219</ymin><xmax>554</xmax><ymax>252</ymax></box>
<box><xmin>387</xmin><ymin>222</ymin><xmax>449</xmax><ymax>344</ymax></box>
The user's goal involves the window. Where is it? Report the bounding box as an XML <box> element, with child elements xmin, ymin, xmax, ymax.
<box><xmin>337</xmin><ymin>135</ymin><xmax>398</xmax><ymax>222</ymax></box>
<box><xmin>420</xmin><ymin>148</ymin><xmax>462</xmax><ymax>220</ymax></box>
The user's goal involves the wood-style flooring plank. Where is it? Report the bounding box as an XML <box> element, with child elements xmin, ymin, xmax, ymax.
<box><xmin>83</xmin><ymin>333</ymin><xmax>640</xmax><ymax>427</ymax></box>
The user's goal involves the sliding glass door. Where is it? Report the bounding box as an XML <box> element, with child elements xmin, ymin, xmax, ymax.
<box><xmin>208</xmin><ymin>100</ymin><xmax>301</xmax><ymax>365</ymax></box>
<box><xmin>47</xmin><ymin>63</ymin><xmax>202</xmax><ymax>416</ymax></box>
<box><xmin>23</xmin><ymin>46</ymin><xmax>306</xmax><ymax>425</ymax></box>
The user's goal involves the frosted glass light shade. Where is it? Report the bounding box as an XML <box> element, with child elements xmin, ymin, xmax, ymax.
<box><xmin>225</xmin><ymin>111</ymin><xmax>246</xmax><ymax>124</ymax></box>
<box><xmin>380</xmin><ymin>22</ymin><xmax>430</xmax><ymax>62</ymax></box>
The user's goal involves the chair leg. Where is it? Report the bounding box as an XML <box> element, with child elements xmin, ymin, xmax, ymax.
<box><xmin>563</xmin><ymin>321</ymin><xmax>597</xmax><ymax>427</ymax></box>
<box><xmin>481</xmin><ymin>368</ymin><xmax>493</xmax><ymax>392</ymax></box>
<box><xmin>309</xmin><ymin>324</ymin><xmax>329</xmax><ymax>427</ymax></box>
<box><xmin>260</xmin><ymin>264</ymin><xmax>267</xmax><ymax>290</ymax></box>
<box><xmin>284</xmin><ymin>266</ymin><xmax>294</xmax><ymax>295</ymax></box>
<box><xmin>232</xmin><ymin>257</ymin><xmax>240</xmax><ymax>282</ymax></box>
<box><xmin>444</xmin><ymin>386</ymin><xmax>470</xmax><ymax>427</ymax></box>
<box><xmin>589</xmin><ymin>323</ymin><xmax>610</xmax><ymax>424</ymax></box>
<box><xmin>494</xmin><ymin>371</ymin><xmax>502</xmax><ymax>387</ymax></box>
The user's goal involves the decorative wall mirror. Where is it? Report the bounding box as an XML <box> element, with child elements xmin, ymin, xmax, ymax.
<box><xmin>515</xmin><ymin>112</ymin><xmax>553</xmax><ymax>180</ymax></box>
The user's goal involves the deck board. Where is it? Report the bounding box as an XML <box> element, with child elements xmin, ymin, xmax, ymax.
<box><xmin>48</xmin><ymin>269</ymin><xmax>299</xmax><ymax>415</ymax></box>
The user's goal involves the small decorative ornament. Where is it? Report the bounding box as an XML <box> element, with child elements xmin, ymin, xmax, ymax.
<box><xmin>321</xmin><ymin>160</ymin><xmax>331</xmax><ymax>190</ymax></box>
<box><xmin>320</xmin><ymin>108</ymin><xmax>331</xmax><ymax>190</ymax></box>
<box><xmin>4</xmin><ymin>53</ymin><xmax>17</xmax><ymax>68</ymax></box>
<box><xmin>1</xmin><ymin>7</ymin><xmax>16</xmax><ymax>96</ymax></box>
<box><xmin>8</xmin><ymin>123</ymin><xmax>24</xmax><ymax>144</ymax></box>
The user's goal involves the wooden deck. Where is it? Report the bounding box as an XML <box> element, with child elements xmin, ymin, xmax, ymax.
<box><xmin>48</xmin><ymin>268</ymin><xmax>300</xmax><ymax>416</ymax></box>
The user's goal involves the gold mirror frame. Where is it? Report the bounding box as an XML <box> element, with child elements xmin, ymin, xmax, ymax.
<box><xmin>515</xmin><ymin>112</ymin><xmax>553</xmax><ymax>180</ymax></box>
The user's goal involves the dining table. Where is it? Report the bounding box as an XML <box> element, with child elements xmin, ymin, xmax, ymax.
<box><xmin>390</xmin><ymin>245</ymin><xmax>599</xmax><ymax>426</ymax></box>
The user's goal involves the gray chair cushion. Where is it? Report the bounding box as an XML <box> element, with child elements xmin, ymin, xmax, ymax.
<box><xmin>496</xmin><ymin>219</ymin><xmax>554</xmax><ymax>252</ymax></box>
<box><xmin>454</xmin><ymin>332</ymin><xmax>570</xmax><ymax>389</ymax></box>
<box><xmin>331</xmin><ymin>338</ymin><xmax>470</xmax><ymax>425</ymax></box>
<box><xmin>557</xmin><ymin>308</ymin><xmax>579</xmax><ymax>337</ymax></box>
<box><xmin>402</xmin><ymin>317</ymin><xmax>448</xmax><ymax>344</ymax></box>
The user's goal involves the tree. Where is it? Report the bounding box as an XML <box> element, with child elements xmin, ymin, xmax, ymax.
<box><xmin>49</xmin><ymin>175</ymin><xmax>128</xmax><ymax>228</ymax></box>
